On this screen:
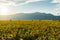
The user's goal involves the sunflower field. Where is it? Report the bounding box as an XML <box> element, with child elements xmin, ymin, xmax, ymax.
<box><xmin>0</xmin><ymin>20</ymin><xmax>60</xmax><ymax>40</ymax></box>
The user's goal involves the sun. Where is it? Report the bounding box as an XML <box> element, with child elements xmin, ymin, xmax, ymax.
<box><xmin>0</xmin><ymin>5</ymin><xmax>9</xmax><ymax>15</ymax></box>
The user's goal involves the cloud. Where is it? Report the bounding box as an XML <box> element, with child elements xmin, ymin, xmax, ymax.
<box><xmin>26</xmin><ymin>0</ymin><xmax>42</xmax><ymax>3</ymax></box>
<box><xmin>0</xmin><ymin>0</ymin><xmax>44</xmax><ymax>6</ymax></box>
<box><xmin>16</xmin><ymin>0</ymin><xmax>45</xmax><ymax>6</ymax></box>
<box><xmin>51</xmin><ymin>0</ymin><xmax>60</xmax><ymax>3</ymax></box>
<box><xmin>0</xmin><ymin>0</ymin><xmax>7</xmax><ymax>1</ymax></box>
<box><xmin>51</xmin><ymin>0</ymin><xmax>60</xmax><ymax>15</ymax></box>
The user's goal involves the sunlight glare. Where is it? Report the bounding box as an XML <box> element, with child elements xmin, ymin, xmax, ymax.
<box><xmin>0</xmin><ymin>5</ymin><xmax>9</xmax><ymax>15</ymax></box>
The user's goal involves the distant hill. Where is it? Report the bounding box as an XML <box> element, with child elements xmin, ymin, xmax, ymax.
<box><xmin>0</xmin><ymin>12</ymin><xmax>60</xmax><ymax>20</ymax></box>
<box><xmin>10</xmin><ymin>12</ymin><xmax>60</xmax><ymax>20</ymax></box>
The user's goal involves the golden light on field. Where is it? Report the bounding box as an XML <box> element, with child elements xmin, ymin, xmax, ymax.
<box><xmin>0</xmin><ymin>5</ymin><xmax>10</xmax><ymax>15</ymax></box>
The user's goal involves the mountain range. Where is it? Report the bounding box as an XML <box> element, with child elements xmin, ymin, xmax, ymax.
<box><xmin>0</xmin><ymin>12</ymin><xmax>60</xmax><ymax>20</ymax></box>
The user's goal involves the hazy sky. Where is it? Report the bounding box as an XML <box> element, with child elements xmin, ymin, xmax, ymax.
<box><xmin>0</xmin><ymin>0</ymin><xmax>60</xmax><ymax>16</ymax></box>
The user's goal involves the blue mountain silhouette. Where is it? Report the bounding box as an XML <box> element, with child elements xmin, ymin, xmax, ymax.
<box><xmin>0</xmin><ymin>12</ymin><xmax>60</xmax><ymax>20</ymax></box>
<box><xmin>11</xmin><ymin>12</ymin><xmax>60</xmax><ymax>20</ymax></box>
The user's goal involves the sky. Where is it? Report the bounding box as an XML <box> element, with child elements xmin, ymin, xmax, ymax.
<box><xmin>0</xmin><ymin>0</ymin><xmax>60</xmax><ymax>16</ymax></box>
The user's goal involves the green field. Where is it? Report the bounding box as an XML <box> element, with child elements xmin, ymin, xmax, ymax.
<box><xmin>0</xmin><ymin>20</ymin><xmax>60</xmax><ymax>40</ymax></box>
